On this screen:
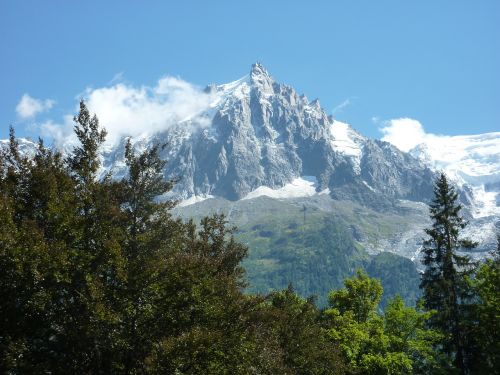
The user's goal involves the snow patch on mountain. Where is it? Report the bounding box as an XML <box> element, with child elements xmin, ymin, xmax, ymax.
<box><xmin>178</xmin><ymin>194</ymin><xmax>214</xmax><ymax>207</ymax></box>
<box><xmin>242</xmin><ymin>176</ymin><xmax>318</xmax><ymax>200</ymax></box>
<box><xmin>330</xmin><ymin>120</ymin><xmax>364</xmax><ymax>173</ymax></box>
<box><xmin>0</xmin><ymin>138</ymin><xmax>38</xmax><ymax>157</ymax></box>
<box><xmin>208</xmin><ymin>75</ymin><xmax>251</xmax><ymax>105</ymax></box>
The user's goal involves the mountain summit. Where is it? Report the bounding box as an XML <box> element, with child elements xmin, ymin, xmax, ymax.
<box><xmin>104</xmin><ymin>64</ymin><xmax>436</xmax><ymax>207</ymax></box>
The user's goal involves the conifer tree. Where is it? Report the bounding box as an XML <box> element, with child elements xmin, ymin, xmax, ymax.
<box><xmin>420</xmin><ymin>172</ymin><xmax>477</xmax><ymax>374</ymax></box>
<box><xmin>62</xmin><ymin>100</ymin><xmax>125</xmax><ymax>373</ymax></box>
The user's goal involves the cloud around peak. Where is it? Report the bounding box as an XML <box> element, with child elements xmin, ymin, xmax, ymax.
<box><xmin>38</xmin><ymin>74</ymin><xmax>216</xmax><ymax>147</ymax></box>
<box><xmin>379</xmin><ymin>118</ymin><xmax>444</xmax><ymax>152</ymax></box>
<box><xmin>16</xmin><ymin>94</ymin><xmax>55</xmax><ymax>119</ymax></box>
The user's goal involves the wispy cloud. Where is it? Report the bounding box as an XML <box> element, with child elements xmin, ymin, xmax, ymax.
<box><xmin>40</xmin><ymin>75</ymin><xmax>216</xmax><ymax>147</ymax></box>
<box><xmin>332</xmin><ymin>97</ymin><xmax>354</xmax><ymax>116</ymax></box>
<box><xmin>16</xmin><ymin>94</ymin><xmax>55</xmax><ymax>119</ymax></box>
<box><xmin>108</xmin><ymin>71</ymin><xmax>125</xmax><ymax>85</ymax></box>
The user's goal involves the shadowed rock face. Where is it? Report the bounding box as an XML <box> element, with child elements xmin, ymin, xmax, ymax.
<box><xmin>102</xmin><ymin>63</ymin><xmax>436</xmax><ymax>206</ymax></box>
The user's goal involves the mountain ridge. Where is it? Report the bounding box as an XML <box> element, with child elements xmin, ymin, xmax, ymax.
<box><xmin>99</xmin><ymin>63</ymin><xmax>437</xmax><ymax>209</ymax></box>
<box><xmin>2</xmin><ymin>63</ymin><xmax>499</xmax><ymax>258</ymax></box>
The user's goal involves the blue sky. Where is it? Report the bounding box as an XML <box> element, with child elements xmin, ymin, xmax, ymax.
<box><xmin>1</xmin><ymin>0</ymin><xmax>499</xmax><ymax>143</ymax></box>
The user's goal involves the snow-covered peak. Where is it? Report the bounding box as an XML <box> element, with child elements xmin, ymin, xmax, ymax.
<box><xmin>204</xmin><ymin>64</ymin><xmax>276</xmax><ymax>108</ymax></box>
<box><xmin>210</xmin><ymin>75</ymin><xmax>251</xmax><ymax>105</ymax></box>
<box><xmin>250</xmin><ymin>62</ymin><xmax>271</xmax><ymax>80</ymax></box>
<box><xmin>0</xmin><ymin>137</ymin><xmax>38</xmax><ymax>158</ymax></box>
<box><xmin>409</xmin><ymin>132</ymin><xmax>500</xmax><ymax>186</ymax></box>
<box><xmin>310</xmin><ymin>98</ymin><xmax>321</xmax><ymax>109</ymax></box>
<box><xmin>409</xmin><ymin>132</ymin><xmax>500</xmax><ymax>219</ymax></box>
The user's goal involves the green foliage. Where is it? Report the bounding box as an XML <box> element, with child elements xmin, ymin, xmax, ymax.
<box><xmin>366</xmin><ymin>252</ymin><xmax>421</xmax><ymax>309</ymax></box>
<box><xmin>3</xmin><ymin>102</ymin><xmax>493</xmax><ymax>374</ymax></box>
<box><xmin>325</xmin><ymin>272</ymin><xmax>443</xmax><ymax>374</ymax></box>
<box><xmin>384</xmin><ymin>296</ymin><xmax>446</xmax><ymax>374</ymax></box>
<box><xmin>263</xmin><ymin>286</ymin><xmax>346</xmax><ymax>374</ymax></box>
<box><xmin>328</xmin><ymin>269</ymin><xmax>383</xmax><ymax>323</ymax></box>
<box><xmin>241</xmin><ymin>215</ymin><xmax>366</xmax><ymax>305</ymax></box>
<box><xmin>240</xmin><ymin>214</ymin><xmax>421</xmax><ymax>309</ymax></box>
<box><xmin>471</xmin><ymin>236</ymin><xmax>500</xmax><ymax>374</ymax></box>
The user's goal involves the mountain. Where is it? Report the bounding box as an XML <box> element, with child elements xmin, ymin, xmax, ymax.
<box><xmin>409</xmin><ymin>132</ymin><xmax>500</xmax><ymax>216</ymax></box>
<box><xmin>104</xmin><ymin>63</ymin><xmax>436</xmax><ymax>208</ymax></box>
<box><xmin>3</xmin><ymin>64</ymin><xmax>498</xmax><ymax>305</ymax></box>
<box><xmin>4</xmin><ymin>64</ymin><xmax>498</xmax><ymax>257</ymax></box>
<box><xmin>99</xmin><ymin>64</ymin><xmax>500</xmax><ymax>255</ymax></box>
<box><xmin>98</xmin><ymin>63</ymin><xmax>497</xmax><ymax>304</ymax></box>
<box><xmin>409</xmin><ymin>133</ymin><xmax>500</xmax><ymax>251</ymax></box>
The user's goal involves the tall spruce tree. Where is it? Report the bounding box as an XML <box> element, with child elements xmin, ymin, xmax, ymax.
<box><xmin>420</xmin><ymin>173</ymin><xmax>477</xmax><ymax>374</ymax></box>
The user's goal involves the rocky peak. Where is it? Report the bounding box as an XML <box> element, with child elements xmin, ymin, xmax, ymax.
<box><xmin>310</xmin><ymin>98</ymin><xmax>321</xmax><ymax>109</ymax></box>
<box><xmin>250</xmin><ymin>62</ymin><xmax>274</xmax><ymax>94</ymax></box>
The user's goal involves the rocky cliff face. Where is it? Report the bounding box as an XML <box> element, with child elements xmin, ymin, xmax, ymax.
<box><xmin>101</xmin><ymin>63</ymin><xmax>436</xmax><ymax>207</ymax></box>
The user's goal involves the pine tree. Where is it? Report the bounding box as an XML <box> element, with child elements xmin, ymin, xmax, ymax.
<box><xmin>420</xmin><ymin>172</ymin><xmax>477</xmax><ymax>374</ymax></box>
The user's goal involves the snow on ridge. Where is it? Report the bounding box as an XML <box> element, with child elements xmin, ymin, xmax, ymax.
<box><xmin>177</xmin><ymin>194</ymin><xmax>214</xmax><ymax>207</ymax></box>
<box><xmin>242</xmin><ymin>176</ymin><xmax>318</xmax><ymax>200</ymax></box>
<box><xmin>216</xmin><ymin>75</ymin><xmax>250</xmax><ymax>92</ymax></box>
<box><xmin>409</xmin><ymin>132</ymin><xmax>500</xmax><ymax>183</ymax></box>
<box><xmin>329</xmin><ymin>120</ymin><xmax>364</xmax><ymax>173</ymax></box>
<box><xmin>212</xmin><ymin>75</ymin><xmax>251</xmax><ymax>105</ymax></box>
<box><xmin>409</xmin><ymin>132</ymin><xmax>500</xmax><ymax>220</ymax></box>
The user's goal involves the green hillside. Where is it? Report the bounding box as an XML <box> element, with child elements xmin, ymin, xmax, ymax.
<box><xmin>175</xmin><ymin>196</ymin><xmax>422</xmax><ymax>307</ymax></box>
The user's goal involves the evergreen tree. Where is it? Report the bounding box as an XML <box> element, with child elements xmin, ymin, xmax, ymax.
<box><xmin>420</xmin><ymin>172</ymin><xmax>477</xmax><ymax>374</ymax></box>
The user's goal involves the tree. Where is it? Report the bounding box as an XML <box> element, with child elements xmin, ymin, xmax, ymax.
<box><xmin>471</xmin><ymin>235</ymin><xmax>500</xmax><ymax>374</ymax></box>
<box><xmin>326</xmin><ymin>271</ymin><xmax>443</xmax><ymax>374</ymax></box>
<box><xmin>326</xmin><ymin>271</ymin><xmax>410</xmax><ymax>374</ymax></box>
<box><xmin>264</xmin><ymin>286</ymin><xmax>345</xmax><ymax>375</ymax></box>
<box><xmin>384</xmin><ymin>296</ymin><xmax>445</xmax><ymax>374</ymax></box>
<box><xmin>328</xmin><ymin>269</ymin><xmax>383</xmax><ymax>324</ymax></box>
<box><xmin>1</xmin><ymin>103</ymin><xmax>349</xmax><ymax>373</ymax></box>
<box><xmin>420</xmin><ymin>172</ymin><xmax>477</xmax><ymax>373</ymax></box>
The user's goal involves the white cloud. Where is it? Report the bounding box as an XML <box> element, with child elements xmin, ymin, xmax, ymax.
<box><xmin>16</xmin><ymin>94</ymin><xmax>55</xmax><ymax>119</ymax></box>
<box><xmin>379</xmin><ymin>118</ymin><xmax>442</xmax><ymax>152</ymax></box>
<box><xmin>39</xmin><ymin>116</ymin><xmax>75</xmax><ymax>147</ymax></box>
<box><xmin>42</xmin><ymin>75</ymin><xmax>216</xmax><ymax>147</ymax></box>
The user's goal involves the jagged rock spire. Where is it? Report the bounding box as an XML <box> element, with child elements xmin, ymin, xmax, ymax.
<box><xmin>250</xmin><ymin>62</ymin><xmax>274</xmax><ymax>94</ymax></box>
